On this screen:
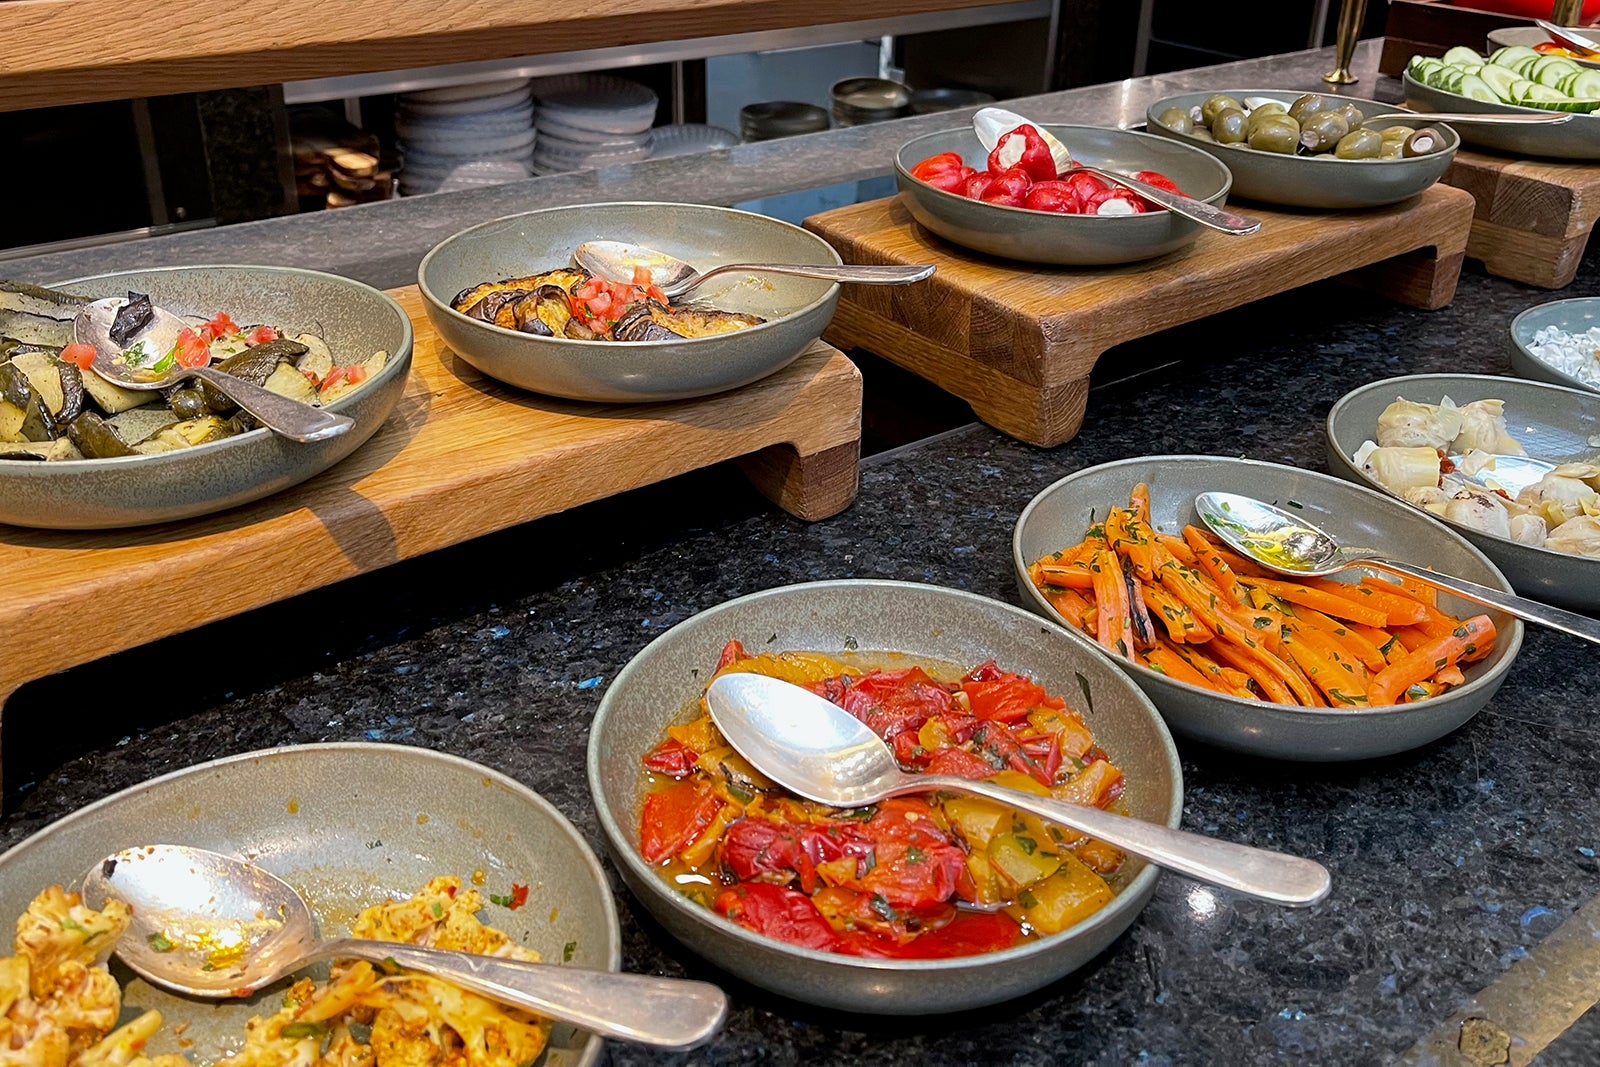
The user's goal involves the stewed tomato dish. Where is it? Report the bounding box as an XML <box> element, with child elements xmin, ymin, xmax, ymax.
<box><xmin>637</xmin><ymin>640</ymin><xmax>1128</xmax><ymax>958</ymax></box>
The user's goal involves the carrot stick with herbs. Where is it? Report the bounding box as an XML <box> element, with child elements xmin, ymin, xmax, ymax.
<box><xmin>1358</xmin><ymin>577</ymin><xmax>1458</xmax><ymax>638</ymax></box>
<box><xmin>1142</xmin><ymin>644</ymin><xmax>1221</xmax><ymax>690</ymax></box>
<box><xmin>1106</xmin><ymin>507</ymin><xmax>1156</xmax><ymax>581</ymax></box>
<box><xmin>1368</xmin><ymin>615</ymin><xmax>1496</xmax><ymax>706</ymax></box>
<box><xmin>1238</xmin><ymin>577</ymin><xmax>1390</xmax><ymax>628</ymax></box>
<box><xmin>1129</xmin><ymin>482</ymin><xmax>1152</xmax><ymax>524</ymax></box>
<box><xmin>1183</xmin><ymin>525</ymin><xmax>1250</xmax><ymax>606</ymax></box>
<box><xmin>1302</xmin><ymin>577</ymin><xmax>1429</xmax><ymax>627</ymax></box>
<box><xmin>1141</xmin><ymin>583</ymin><xmax>1214</xmax><ymax>643</ymax></box>
<box><xmin>1090</xmin><ymin>548</ymin><xmax>1134</xmax><ymax>659</ymax></box>
<box><xmin>1205</xmin><ymin>639</ymin><xmax>1297</xmax><ymax>704</ymax></box>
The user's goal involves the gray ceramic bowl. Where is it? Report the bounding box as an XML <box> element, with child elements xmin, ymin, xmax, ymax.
<box><xmin>0</xmin><ymin>265</ymin><xmax>412</xmax><ymax>530</ymax></box>
<box><xmin>417</xmin><ymin>202</ymin><xmax>841</xmax><ymax>402</ymax></box>
<box><xmin>0</xmin><ymin>742</ymin><xmax>617</xmax><ymax>1067</ymax></box>
<box><xmin>1403</xmin><ymin>72</ymin><xmax>1600</xmax><ymax>160</ymax></box>
<box><xmin>1013</xmin><ymin>456</ymin><xmax>1523</xmax><ymax>761</ymax></box>
<box><xmin>1326</xmin><ymin>373</ymin><xmax>1600</xmax><ymax>611</ymax></box>
<box><xmin>1145</xmin><ymin>89</ymin><xmax>1460</xmax><ymax>208</ymax></box>
<box><xmin>893</xmin><ymin>124</ymin><xmax>1233</xmax><ymax>265</ymax></box>
<box><xmin>587</xmin><ymin>579</ymin><xmax>1181</xmax><ymax>1014</ymax></box>
<box><xmin>1509</xmin><ymin>297</ymin><xmax>1600</xmax><ymax>393</ymax></box>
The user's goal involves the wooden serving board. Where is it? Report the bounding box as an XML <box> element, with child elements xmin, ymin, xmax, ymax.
<box><xmin>0</xmin><ymin>286</ymin><xmax>862</xmax><ymax>729</ymax></box>
<box><xmin>1442</xmin><ymin>148</ymin><xmax>1600</xmax><ymax>289</ymax></box>
<box><xmin>805</xmin><ymin>184</ymin><xmax>1475</xmax><ymax>448</ymax></box>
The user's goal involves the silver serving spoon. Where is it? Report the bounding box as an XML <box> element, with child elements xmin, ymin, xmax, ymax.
<box><xmin>74</xmin><ymin>297</ymin><xmax>352</xmax><ymax>444</ymax></box>
<box><xmin>81</xmin><ymin>845</ymin><xmax>727</xmax><ymax>1052</ymax></box>
<box><xmin>1363</xmin><ymin>109</ymin><xmax>1572</xmax><ymax>126</ymax></box>
<box><xmin>572</xmin><ymin>241</ymin><xmax>934</xmax><ymax>300</ymax></box>
<box><xmin>1195</xmin><ymin>491</ymin><xmax>1600</xmax><ymax>646</ymax></box>
<box><xmin>703</xmin><ymin>673</ymin><xmax>1332</xmax><ymax>906</ymax></box>
<box><xmin>971</xmin><ymin>107</ymin><xmax>1262</xmax><ymax>235</ymax></box>
<box><xmin>1536</xmin><ymin>18</ymin><xmax>1600</xmax><ymax>56</ymax></box>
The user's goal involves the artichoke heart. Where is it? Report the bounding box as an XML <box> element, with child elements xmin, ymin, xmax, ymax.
<box><xmin>133</xmin><ymin>415</ymin><xmax>237</xmax><ymax>454</ymax></box>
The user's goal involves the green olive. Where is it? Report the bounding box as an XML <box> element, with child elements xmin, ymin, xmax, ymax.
<box><xmin>1156</xmin><ymin>107</ymin><xmax>1194</xmax><ymax>135</ymax></box>
<box><xmin>1248</xmin><ymin>101</ymin><xmax>1288</xmax><ymax>122</ymax></box>
<box><xmin>1188</xmin><ymin>126</ymin><xmax>1217</xmax><ymax>143</ymax></box>
<box><xmin>1201</xmin><ymin>93</ymin><xmax>1244</xmax><ymax>127</ymax></box>
<box><xmin>1245</xmin><ymin>106</ymin><xmax>1290</xmax><ymax>135</ymax></box>
<box><xmin>1379</xmin><ymin>139</ymin><xmax>1406</xmax><ymax>159</ymax></box>
<box><xmin>1332</xmin><ymin>103</ymin><xmax>1366</xmax><ymax>130</ymax></box>
<box><xmin>1379</xmin><ymin>124</ymin><xmax>1415</xmax><ymax>144</ymax></box>
<box><xmin>1213</xmin><ymin>107</ymin><xmax>1249</xmax><ymax>144</ymax></box>
<box><xmin>1288</xmin><ymin>93</ymin><xmax>1332</xmax><ymax>123</ymax></box>
<box><xmin>1334</xmin><ymin>128</ymin><xmax>1383</xmax><ymax>160</ymax></box>
<box><xmin>1248</xmin><ymin>117</ymin><xmax>1301</xmax><ymax>154</ymax></box>
<box><xmin>1299</xmin><ymin>111</ymin><xmax>1350</xmax><ymax>153</ymax></box>
<box><xmin>1403</xmin><ymin>127</ymin><xmax>1447</xmax><ymax>157</ymax></box>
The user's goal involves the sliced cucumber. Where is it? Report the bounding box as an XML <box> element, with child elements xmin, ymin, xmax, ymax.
<box><xmin>1514</xmin><ymin>55</ymin><xmax>1542</xmax><ymax>77</ymax></box>
<box><xmin>1518</xmin><ymin>82</ymin><xmax>1567</xmax><ymax>103</ymax></box>
<box><xmin>1573</xmin><ymin>69</ymin><xmax>1600</xmax><ymax>99</ymax></box>
<box><xmin>1490</xmin><ymin>44</ymin><xmax>1539</xmax><ymax>68</ymax></box>
<box><xmin>1533</xmin><ymin>56</ymin><xmax>1581</xmax><ymax>85</ymax></box>
<box><xmin>1559</xmin><ymin>70</ymin><xmax>1583</xmax><ymax>94</ymax></box>
<box><xmin>1442</xmin><ymin>68</ymin><xmax>1468</xmax><ymax>92</ymax></box>
<box><xmin>1478</xmin><ymin>63</ymin><xmax>1520</xmax><ymax>100</ymax></box>
<box><xmin>1509</xmin><ymin>78</ymin><xmax>1538</xmax><ymax>100</ymax></box>
<box><xmin>1457</xmin><ymin>73</ymin><xmax>1500</xmax><ymax>102</ymax></box>
<box><xmin>1521</xmin><ymin>96</ymin><xmax>1600</xmax><ymax>112</ymax></box>
<box><xmin>1442</xmin><ymin>45</ymin><xmax>1485</xmax><ymax>67</ymax></box>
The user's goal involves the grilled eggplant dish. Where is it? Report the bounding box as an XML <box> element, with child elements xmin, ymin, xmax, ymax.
<box><xmin>450</xmin><ymin>266</ymin><xmax>765</xmax><ymax>342</ymax></box>
<box><xmin>0</xmin><ymin>280</ymin><xmax>388</xmax><ymax>462</ymax></box>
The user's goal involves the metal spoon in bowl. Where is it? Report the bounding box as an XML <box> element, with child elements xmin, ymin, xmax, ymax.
<box><xmin>573</xmin><ymin>241</ymin><xmax>934</xmax><ymax>301</ymax></box>
<box><xmin>1536</xmin><ymin>18</ymin><xmax>1600</xmax><ymax>57</ymax></box>
<box><xmin>74</xmin><ymin>297</ymin><xmax>353</xmax><ymax>444</ymax></box>
<box><xmin>1194</xmin><ymin>491</ymin><xmax>1600</xmax><ymax>646</ymax></box>
<box><xmin>704</xmin><ymin>672</ymin><xmax>1332</xmax><ymax>906</ymax></box>
<box><xmin>81</xmin><ymin>844</ymin><xmax>728</xmax><ymax>1052</ymax></box>
<box><xmin>970</xmin><ymin>106</ymin><xmax>1263</xmax><ymax>236</ymax></box>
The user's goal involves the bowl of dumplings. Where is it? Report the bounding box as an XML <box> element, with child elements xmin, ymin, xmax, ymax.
<box><xmin>1326</xmin><ymin>373</ymin><xmax>1600</xmax><ymax>611</ymax></box>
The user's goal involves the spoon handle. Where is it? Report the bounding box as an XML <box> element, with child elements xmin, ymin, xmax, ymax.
<box><xmin>319</xmin><ymin>939</ymin><xmax>727</xmax><ymax>1051</ymax></box>
<box><xmin>675</xmin><ymin>262</ymin><xmax>935</xmax><ymax>296</ymax></box>
<box><xmin>183</xmin><ymin>366</ymin><xmax>354</xmax><ymax>443</ymax></box>
<box><xmin>1077</xmin><ymin>166</ymin><xmax>1262</xmax><ymax>235</ymax></box>
<box><xmin>910</xmin><ymin>775</ymin><xmax>1331</xmax><ymax>906</ymax></box>
<box><xmin>1356</xmin><ymin>556</ymin><xmax>1600</xmax><ymax>646</ymax></box>
<box><xmin>1373</xmin><ymin>110</ymin><xmax>1572</xmax><ymax>125</ymax></box>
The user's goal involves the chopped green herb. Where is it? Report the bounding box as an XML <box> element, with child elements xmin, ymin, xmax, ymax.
<box><xmin>905</xmin><ymin>845</ymin><xmax>927</xmax><ymax>864</ymax></box>
<box><xmin>1018</xmin><ymin>889</ymin><xmax>1040</xmax><ymax>909</ymax></box>
<box><xmin>868</xmin><ymin>894</ymin><xmax>897</xmax><ymax>922</ymax></box>
<box><xmin>489</xmin><ymin>893</ymin><xmax>512</xmax><ymax>907</ymax></box>
<box><xmin>563</xmin><ymin>941</ymin><xmax>577</xmax><ymax>962</ymax></box>
<box><xmin>281</xmin><ymin>1021</ymin><xmax>329</xmax><ymax>1040</ymax></box>
<box><xmin>1016</xmin><ymin>835</ymin><xmax>1038</xmax><ymax>855</ymax></box>
<box><xmin>147</xmin><ymin>932</ymin><xmax>174</xmax><ymax>952</ymax></box>
<box><xmin>430</xmin><ymin>902</ymin><xmax>443</xmax><ymax>918</ymax></box>
<box><xmin>378</xmin><ymin>957</ymin><xmax>403</xmax><ymax>976</ymax></box>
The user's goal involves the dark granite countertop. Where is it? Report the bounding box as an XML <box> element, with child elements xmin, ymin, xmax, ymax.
<box><xmin>3</xmin><ymin>39</ymin><xmax>1598</xmax><ymax>1067</ymax></box>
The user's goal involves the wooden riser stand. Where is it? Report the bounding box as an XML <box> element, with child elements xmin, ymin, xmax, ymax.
<box><xmin>1444</xmin><ymin>148</ymin><xmax>1600</xmax><ymax>290</ymax></box>
<box><xmin>0</xmin><ymin>286</ymin><xmax>863</xmax><ymax>740</ymax></box>
<box><xmin>805</xmin><ymin>184</ymin><xmax>1475</xmax><ymax>448</ymax></box>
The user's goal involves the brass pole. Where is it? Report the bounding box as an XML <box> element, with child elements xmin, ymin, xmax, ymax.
<box><xmin>1550</xmin><ymin>0</ymin><xmax>1584</xmax><ymax>26</ymax></box>
<box><xmin>1323</xmin><ymin>0</ymin><xmax>1369</xmax><ymax>84</ymax></box>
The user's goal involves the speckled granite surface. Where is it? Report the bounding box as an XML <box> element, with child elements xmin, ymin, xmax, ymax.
<box><xmin>2</xmin><ymin>39</ymin><xmax>1597</xmax><ymax>1067</ymax></box>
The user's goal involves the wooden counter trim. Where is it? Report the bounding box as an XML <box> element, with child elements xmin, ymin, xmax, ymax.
<box><xmin>0</xmin><ymin>0</ymin><xmax>1022</xmax><ymax>112</ymax></box>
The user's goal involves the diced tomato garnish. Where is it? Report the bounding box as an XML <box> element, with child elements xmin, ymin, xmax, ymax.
<box><xmin>507</xmin><ymin>883</ymin><xmax>529</xmax><ymax>910</ymax></box>
<box><xmin>174</xmin><ymin>327</ymin><xmax>210</xmax><ymax>369</ymax></box>
<box><xmin>200</xmin><ymin>311</ymin><xmax>239</xmax><ymax>342</ymax></box>
<box><xmin>632</xmin><ymin>266</ymin><xmax>654</xmax><ymax>288</ymax></box>
<box><xmin>321</xmin><ymin>367</ymin><xmax>347</xmax><ymax>392</ymax></box>
<box><xmin>246</xmin><ymin>325</ymin><xmax>279</xmax><ymax>345</ymax></box>
<box><xmin>714</xmin><ymin>883</ymin><xmax>840</xmax><ymax>951</ymax></box>
<box><xmin>59</xmin><ymin>343</ymin><xmax>97</xmax><ymax>370</ymax></box>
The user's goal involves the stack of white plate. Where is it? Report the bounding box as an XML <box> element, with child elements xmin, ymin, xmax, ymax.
<box><xmin>531</xmin><ymin>74</ymin><xmax>657</xmax><ymax>174</ymax></box>
<box><xmin>649</xmin><ymin>124</ymin><xmax>739</xmax><ymax>159</ymax></box>
<box><xmin>396</xmin><ymin>78</ymin><xmax>536</xmax><ymax>196</ymax></box>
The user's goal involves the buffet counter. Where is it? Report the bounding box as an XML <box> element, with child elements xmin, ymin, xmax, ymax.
<box><xmin>2</xmin><ymin>40</ymin><xmax>1597</xmax><ymax>1066</ymax></box>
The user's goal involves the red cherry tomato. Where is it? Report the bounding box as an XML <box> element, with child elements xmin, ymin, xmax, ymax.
<box><xmin>1022</xmin><ymin>180</ymin><xmax>1080</xmax><ymax>214</ymax></box>
<box><xmin>964</xmin><ymin>172</ymin><xmax>996</xmax><ymax>200</ymax></box>
<box><xmin>977</xmin><ymin>165</ymin><xmax>1033</xmax><ymax>208</ymax></box>
<box><xmin>984</xmin><ymin>124</ymin><xmax>1058</xmax><ymax>182</ymax></box>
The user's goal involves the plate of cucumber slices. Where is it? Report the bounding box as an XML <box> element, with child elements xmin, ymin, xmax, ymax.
<box><xmin>1404</xmin><ymin>45</ymin><xmax>1600</xmax><ymax>159</ymax></box>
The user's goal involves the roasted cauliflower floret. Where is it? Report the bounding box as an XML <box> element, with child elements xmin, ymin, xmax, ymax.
<box><xmin>15</xmin><ymin>888</ymin><xmax>129</xmax><ymax>999</ymax></box>
<box><xmin>351</xmin><ymin>878</ymin><xmax>536</xmax><ymax>964</ymax></box>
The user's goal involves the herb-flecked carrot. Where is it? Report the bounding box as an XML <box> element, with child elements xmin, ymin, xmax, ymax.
<box><xmin>1090</xmin><ymin>548</ymin><xmax>1133</xmax><ymax>659</ymax></box>
<box><xmin>1238</xmin><ymin>577</ymin><xmax>1390</xmax><ymax>628</ymax></box>
<box><xmin>1368</xmin><ymin>615</ymin><xmax>1496</xmax><ymax>706</ymax></box>
<box><xmin>1302</xmin><ymin>577</ymin><xmax>1428</xmax><ymax>627</ymax></box>
<box><xmin>1183</xmin><ymin>525</ymin><xmax>1250</xmax><ymax>605</ymax></box>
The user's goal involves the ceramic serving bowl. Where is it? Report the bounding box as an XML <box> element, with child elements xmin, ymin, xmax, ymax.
<box><xmin>893</xmin><ymin>124</ymin><xmax>1233</xmax><ymax>265</ymax></box>
<box><xmin>1509</xmin><ymin>297</ymin><xmax>1600</xmax><ymax>394</ymax></box>
<box><xmin>0</xmin><ymin>265</ymin><xmax>412</xmax><ymax>530</ymax></box>
<box><xmin>0</xmin><ymin>742</ymin><xmax>618</xmax><ymax>1067</ymax></box>
<box><xmin>1403</xmin><ymin>72</ymin><xmax>1600</xmax><ymax>159</ymax></box>
<box><xmin>1144</xmin><ymin>89</ymin><xmax>1460</xmax><ymax>208</ymax></box>
<box><xmin>1326</xmin><ymin>373</ymin><xmax>1600</xmax><ymax>612</ymax></box>
<box><xmin>417</xmin><ymin>202</ymin><xmax>841</xmax><ymax>402</ymax></box>
<box><xmin>1486</xmin><ymin>26</ymin><xmax>1600</xmax><ymax>71</ymax></box>
<box><xmin>1013</xmin><ymin>456</ymin><xmax>1523</xmax><ymax>761</ymax></box>
<box><xmin>587</xmin><ymin>579</ymin><xmax>1182</xmax><ymax>1014</ymax></box>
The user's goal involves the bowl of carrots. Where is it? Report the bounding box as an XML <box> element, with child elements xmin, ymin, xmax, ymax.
<box><xmin>1011</xmin><ymin>455</ymin><xmax>1523</xmax><ymax>761</ymax></box>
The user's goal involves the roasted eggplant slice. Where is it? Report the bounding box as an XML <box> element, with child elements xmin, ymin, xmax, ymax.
<box><xmin>665</xmin><ymin>303</ymin><xmax>766</xmax><ymax>337</ymax></box>
<box><xmin>511</xmin><ymin>284</ymin><xmax>575</xmax><ymax>337</ymax></box>
<box><xmin>451</xmin><ymin>275</ymin><xmax>552</xmax><ymax>314</ymax></box>
<box><xmin>0</xmin><ymin>280</ymin><xmax>89</xmax><ymax>321</ymax></box>
<box><xmin>613</xmin><ymin>302</ymin><xmax>683</xmax><ymax>342</ymax></box>
<box><xmin>66</xmin><ymin>410</ymin><xmax>136</xmax><ymax>458</ymax></box>
<box><xmin>0</xmin><ymin>363</ymin><xmax>57</xmax><ymax>441</ymax></box>
<box><xmin>109</xmin><ymin>292</ymin><xmax>154</xmax><ymax>346</ymax></box>
<box><xmin>464</xmin><ymin>288</ymin><xmax>529</xmax><ymax>323</ymax></box>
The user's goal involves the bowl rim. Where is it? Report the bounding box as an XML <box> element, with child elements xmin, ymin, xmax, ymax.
<box><xmin>1144</xmin><ymin>86</ymin><xmax>1465</xmax><ymax>162</ymax></box>
<box><xmin>586</xmin><ymin>577</ymin><xmax>1183</xmax><ymax>973</ymax></box>
<box><xmin>1509</xmin><ymin>297</ymin><xmax>1600</xmax><ymax>392</ymax></box>
<box><xmin>416</xmin><ymin>200</ymin><xmax>844</xmax><ymax>349</ymax></box>
<box><xmin>893</xmin><ymin>122</ymin><xmax>1234</xmax><ymax>219</ymax></box>
<box><xmin>0</xmin><ymin>264</ymin><xmax>414</xmax><ymax>471</ymax></box>
<box><xmin>1326</xmin><ymin>371</ymin><xmax>1600</xmax><ymax>569</ymax></box>
<box><xmin>1011</xmin><ymin>454</ymin><xmax>1525</xmax><ymax>721</ymax></box>
<box><xmin>1402</xmin><ymin>69</ymin><xmax>1600</xmax><ymax>123</ymax></box>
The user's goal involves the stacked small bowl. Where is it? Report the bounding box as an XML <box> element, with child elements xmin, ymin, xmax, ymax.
<box><xmin>531</xmin><ymin>74</ymin><xmax>657</xmax><ymax>174</ymax></box>
<box><xmin>395</xmin><ymin>78</ymin><xmax>536</xmax><ymax>196</ymax></box>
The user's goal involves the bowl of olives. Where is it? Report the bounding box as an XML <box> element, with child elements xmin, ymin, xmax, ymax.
<box><xmin>1144</xmin><ymin>90</ymin><xmax>1459</xmax><ymax>209</ymax></box>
